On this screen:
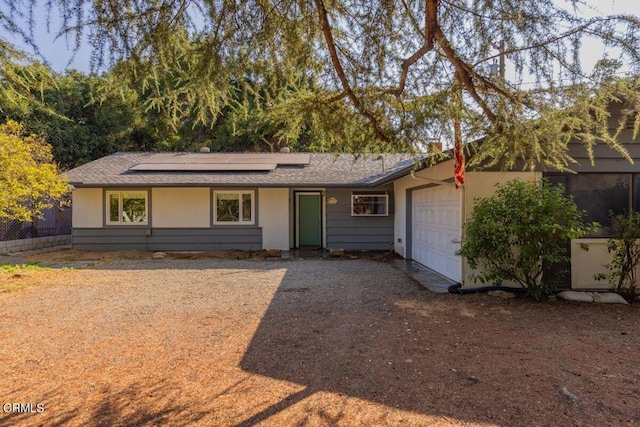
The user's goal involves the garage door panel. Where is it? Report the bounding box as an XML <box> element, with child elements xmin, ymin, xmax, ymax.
<box><xmin>411</xmin><ymin>185</ymin><xmax>462</xmax><ymax>282</ymax></box>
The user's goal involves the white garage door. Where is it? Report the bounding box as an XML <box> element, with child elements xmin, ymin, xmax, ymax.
<box><xmin>411</xmin><ymin>184</ymin><xmax>462</xmax><ymax>282</ymax></box>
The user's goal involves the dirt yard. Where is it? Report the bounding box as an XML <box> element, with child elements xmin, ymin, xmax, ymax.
<box><xmin>0</xmin><ymin>250</ymin><xmax>639</xmax><ymax>426</ymax></box>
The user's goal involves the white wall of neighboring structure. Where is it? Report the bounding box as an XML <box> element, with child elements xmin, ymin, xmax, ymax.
<box><xmin>152</xmin><ymin>187</ymin><xmax>211</xmax><ymax>228</ymax></box>
<box><xmin>72</xmin><ymin>188</ymin><xmax>103</xmax><ymax>228</ymax></box>
<box><xmin>258</xmin><ymin>187</ymin><xmax>290</xmax><ymax>250</ymax></box>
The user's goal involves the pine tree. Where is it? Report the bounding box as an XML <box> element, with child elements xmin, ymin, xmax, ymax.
<box><xmin>1</xmin><ymin>1</ymin><xmax>638</xmax><ymax>166</ymax></box>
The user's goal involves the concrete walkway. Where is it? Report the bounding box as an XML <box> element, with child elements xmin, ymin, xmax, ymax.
<box><xmin>392</xmin><ymin>259</ymin><xmax>457</xmax><ymax>293</ymax></box>
<box><xmin>281</xmin><ymin>251</ymin><xmax>457</xmax><ymax>293</ymax></box>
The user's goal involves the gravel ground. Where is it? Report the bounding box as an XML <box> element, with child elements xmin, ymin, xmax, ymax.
<box><xmin>0</xmin><ymin>254</ymin><xmax>639</xmax><ymax>426</ymax></box>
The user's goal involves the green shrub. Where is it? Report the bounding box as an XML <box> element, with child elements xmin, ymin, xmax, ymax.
<box><xmin>457</xmin><ymin>179</ymin><xmax>596</xmax><ymax>300</ymax></box>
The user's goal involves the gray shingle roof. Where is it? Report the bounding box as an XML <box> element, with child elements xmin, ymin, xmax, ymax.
<box><xmin>64</xmin><ymin>152</ymin><xmax>421</xmax><ymax>187</ymax></box>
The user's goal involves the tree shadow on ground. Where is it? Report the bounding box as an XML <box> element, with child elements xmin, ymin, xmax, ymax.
<box><xmin>0</xmin><ymin>382</ymin><xmax>208</xmax><ymax>427</ymax></box>
<box><xmin>239</xmin><ymin>264</ymin><xmax>640</xmax><ymax>425</ymax></box>
<box><xmin>239</xmin><ymin>267</ymin><xmax>470</xmax><ymax>424</ymax></box>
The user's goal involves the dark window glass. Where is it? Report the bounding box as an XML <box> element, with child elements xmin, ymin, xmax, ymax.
<box><xmin>635</xmin><ymin>175</ymin><xmax>640</xmax><ymax>213</ymax></box>
<box><xmin>109</xmin><ymin>193</ymin><xmax>119</xmax><ymax>223</ymax></box>
<box><xmin>569</xmin><ymin>174</ymin><xmax>631</xmax><ymax>236</ymax></box>
<box><xmin>242</xmin><ymin>194</ymin><xmax>252</xmax><ymax>221</ymax></box>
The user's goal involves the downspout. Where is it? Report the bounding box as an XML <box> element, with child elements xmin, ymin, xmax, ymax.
<box><xmin>459</xmin><ymin>180</ymin><xmax>466</xmax><ymax>287</ymax></box>
<box><xmin>448</xmin><ymin>283</ymin><xmax>526</xmax><ymax>295</ymax></box>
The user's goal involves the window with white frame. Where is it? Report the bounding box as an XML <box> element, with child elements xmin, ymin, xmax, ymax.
<box><xmin>214</xmin><ymin>191</ymin><xmax>255</xmax><ymax>224</ymax></box>
<box><xmin>351</xmin><ymin>193</ymin><xmax>389</xmax><ymax>216</ymax></box>
<box><xmin>106</xmin><ymin>191</ymin><xmax>148</xmax><ymax>225</ymax></box>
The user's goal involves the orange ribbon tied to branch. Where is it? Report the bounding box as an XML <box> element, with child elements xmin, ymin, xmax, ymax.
<box><xmin>452</xmin><ymin>117</ymin><xmax>465</xmax><ymax>189</ymax></box>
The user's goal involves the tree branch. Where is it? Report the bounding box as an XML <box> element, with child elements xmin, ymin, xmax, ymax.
<box><xmin>400</xmin><ymin>0</ymin><xmax>424</xmax><ymax>37</ymax></box>
<box><xmin>314</xmin><ymin>0</ymin><xmax>390</xmax><ymax>141</ymax></box>
<box><xmin>386</xmin><ymin>0</ymin><xmax>439</xmax><ymax>96</ymax></box>
<box><xmin>324</xmin><ymin>90</ymin><xmax>348</xmax><ymax>103</ymax></box>
<box><xmin>433</xmin><ymin>27</ymin><xmax>498</xmax><ymax>125</ymax></box>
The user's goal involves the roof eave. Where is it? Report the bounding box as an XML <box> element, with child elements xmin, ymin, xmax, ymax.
<box><xmin>70</xmin><ymin>181</ymin><xmax>394</xmax><ymax>188</ymax></box>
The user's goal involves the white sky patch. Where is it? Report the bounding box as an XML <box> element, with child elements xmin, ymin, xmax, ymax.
<box><xmin>2</xmin><ymin>1</ymin><xmax>639</xmax><ymax>76</ymax></box>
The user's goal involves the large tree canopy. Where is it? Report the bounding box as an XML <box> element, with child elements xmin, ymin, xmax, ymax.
<box><xmin>0</xmin><ymin>55</ymin><xmax>341</xmax><ymax>165</ymax></box>
<box><xmin>0</xmin><ymin>61</ymin><xmax>146</xmax><ymax>169</ymax></box>
<box><xmin>1</xmin><ymin>0</ymin><xmax>639</xmax><ymax>169</ymax></box>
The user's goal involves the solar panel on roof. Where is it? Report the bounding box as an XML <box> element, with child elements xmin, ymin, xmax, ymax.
<box><xmin>129</xmin><ymin>153</ymin><xmax>310</xmax><ymax>172</ymax></box>
<box><xmin>129</xmin><ymin>163</ymin><xmax>277</xmax><ymax>171</ymax></box>
<box><xmin>135</xmin><ymin>153</ymin><xmax>310</xmax><ymax>165</ymax></box>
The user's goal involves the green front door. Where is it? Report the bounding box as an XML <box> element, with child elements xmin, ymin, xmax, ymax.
<box><xmin>297</xmin><ymin>193</ymin><xmax>321</xmax><ymax>247</ymax></box>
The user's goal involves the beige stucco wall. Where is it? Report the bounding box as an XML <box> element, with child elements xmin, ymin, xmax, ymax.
<box><xmin>462</xmin><ymin>171</ymin><xmax>540</xmax><ymax>287</ymax></box>
<box><xmin>152</xmin><ymin>187</ymin><xmax>211</xmax><ymax>228</ymax></box>
<box><xmin>574</xmin><ymin>238</ymin><xmax>640</xmax><ymax>290</ymax></box>
<box><xmin>462</xmin><ymin>171</ymin><xmax>539</xmax><ymax>220</ymax></box>
<box><xmin>258</xmin><ymin>188</ymin><xmax>290</xmax><ymax>250</ymax></box>
<box><xmin>570</xmin><ymin>238</ymin><xmax>631</xmax><ymax>290</ymax></box>
<box><xmin>72</xmin><ymin>188</ymin><xmax>103</xmax><ymax>228</ymax></box>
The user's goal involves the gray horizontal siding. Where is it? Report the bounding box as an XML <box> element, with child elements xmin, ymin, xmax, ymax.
<box><xmin>74</xmin><ymin>228</ymin><xmax>148</xmax><ymax>237</ymax></box>
<box><xmin>328</xmin><ymin>227</ymin><xmax>393</xmax><ymax>236</ymax></box>
<box><xmin>328</xmin><ymin>234</ymin><xmax>395</xmax><ymax>244</ymax></box>
<box><xmin>325</xmin><ymin>186</ymin><xmax>395</xmax><ymax>250</ymax></box>
<box><xmin>329</xmin><ymin>241</ymin><xmax>395</xmax><ymax>251</ymax></box>
<box><xmin>327</xmin><ymin>218</ymin><xmax>393</xmax><ymax>228</ymax></box>
<box><xmin>73</xmin><ymin>227</ymin><xmax>262</xmax><ymax>251</ymax></box>
<box><xmin>73</xmin><ymin>228</ymin><xmax>148</xmax><ymax>250</ymax></box>
<box><xmin>561</xmin><ymin>132</ymin><xmax>640</xmax><ymax>172</ymax></box>
<box><xmin>568</xmin><ymin>141</ymin><xmax>640</xmax><ymax>158</ymax></box>
<box><xmin>481</xmin><ymin>127</ymin><xmax>639</xmax><ymax>173</ymax></box>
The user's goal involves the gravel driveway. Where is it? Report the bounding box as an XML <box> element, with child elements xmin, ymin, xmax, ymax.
<box><xmin>1</xmin><ymin>256</ymin><xmax>639</xmax><ymax>426</ymax></box>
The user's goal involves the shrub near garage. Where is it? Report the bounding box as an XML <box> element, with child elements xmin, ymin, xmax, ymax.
<box><xmin>457</xmin><ymin>179</ymin><xmax>597</xmax><ymax>301</ymax></box>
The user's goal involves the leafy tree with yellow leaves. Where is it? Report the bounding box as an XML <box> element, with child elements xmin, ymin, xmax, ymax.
<box><xmin>0</xmin><ymin>120</ymin><xmax>67</xmax><ymax>221</ymax></box>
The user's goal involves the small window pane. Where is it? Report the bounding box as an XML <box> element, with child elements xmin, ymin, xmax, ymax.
<box><xmin>217</xmin><ymin>194</ymin><xmax>240</xmax><ymax>222</ymax></box>
<box><xmin>569</xmin><ymin>174</ymin><xmax>631</xmax><ymax>236</ymax></box>
<box><xmin>109</xmin><ymin>193</ymin><xmax>120</xmax><ymax>222</ymax></box>
<box><xmin>352</xmin><ymin>194</ymin><xmax>388</xmax><ymax>216</ymax></box>
<box><xmin>122</xmin><ymin>192</ymin><xmax>147</xmax><ymax>223</ymax></box>
<box><xmin>242</xmin><ymin>194</ymin><xmax>252</xmax><ymax>222</ymax></box>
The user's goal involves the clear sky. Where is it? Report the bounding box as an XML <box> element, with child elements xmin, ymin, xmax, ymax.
<box><xmin>5</xmin><ymin>0</ymin><xmax>640</xmax><ymax>75</ymax></box>
<box><xmin>573</xmin><ymin>0</ymin><xmax>640</xmax><ymax>72</ymax></box>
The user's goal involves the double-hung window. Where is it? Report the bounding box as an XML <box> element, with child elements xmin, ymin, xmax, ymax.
<box><xmin>214</xmin><ymin>191</ymin><xmax>255</xmax><ymax>225</ymax></box>
<box><xmin>106</xmin><ymin>191</ymin><xmax>148</xmax><ymax>225</ymax></box>
<box><xmin>351</xmin><ymin>193</ymin><xmax>389</xmax><ymax>216</ymax></box>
